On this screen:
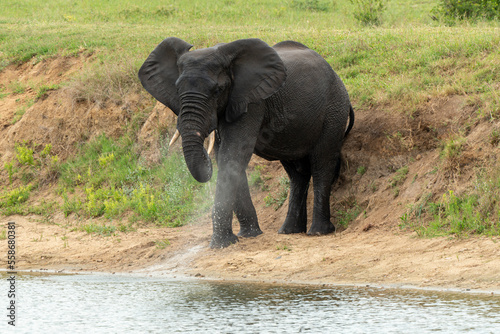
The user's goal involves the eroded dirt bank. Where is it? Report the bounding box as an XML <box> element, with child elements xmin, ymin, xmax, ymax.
<box><xmin>1</xmin><ymin>56</ymin><xmax>499</xmax><ymax>292</ymax></box>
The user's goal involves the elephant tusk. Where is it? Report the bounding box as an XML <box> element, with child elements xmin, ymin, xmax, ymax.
<box><xmin>169</xmin><ymin>129</ymin><xmax>180</xmax><ymax>147</ymax></box>
<box><xmin>207</xmin><ymin>131</ymin><xmax>215</xmax><ymax>155</ymax></box>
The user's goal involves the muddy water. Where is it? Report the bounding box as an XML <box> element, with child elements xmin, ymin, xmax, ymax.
<box><xmin>1</xmin><ymin>272</ymin><xmax>499</xmax><ymax>333</ymax></box>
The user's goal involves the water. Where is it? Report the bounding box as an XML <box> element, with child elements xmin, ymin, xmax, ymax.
<box><xmin>1</xmin><ymin>272</ymin><xmax>499</xmax><ymax>333</ymax></box>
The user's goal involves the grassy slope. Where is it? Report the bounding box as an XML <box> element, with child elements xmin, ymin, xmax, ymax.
<box><xmin>2</xmin><ymin>1</ymin><xmax>498</xmax><ymax>111</ymax></box>
<box><xmin>1</xmin><ymin>0</ymin><xmax>499</xmax><ymax>235</ymax></box>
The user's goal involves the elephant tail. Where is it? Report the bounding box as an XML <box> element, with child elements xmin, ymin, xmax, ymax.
<box><xmin>344</xmin><ymin>105</ymin><xmax>354</xmax><ymax>138</ymax></box>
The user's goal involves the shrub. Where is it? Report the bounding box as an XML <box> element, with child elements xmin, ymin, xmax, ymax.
<box><xmin>15</xmin><ymin>143</ymin><xmax>35</xmax><ymax>166</ymax></box>
<box><xmin>350</xmin><ymin>0</ymin><xmax>387</xmax><ymax>26</ymax></box>
<box><xmin>432</xmin><ymin>0</ymin><xmax>500</xmax><ymax>24</ymax></box>
<box><xmin>0</xmin><ymin>185</ymin><xmax>32</xmax><ymax>207</ymax></box>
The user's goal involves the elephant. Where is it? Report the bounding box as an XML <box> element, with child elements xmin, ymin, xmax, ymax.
<box><xmin>139</xmin><ymin>37</ymin><xmax>354</xmax><ymax>248</ymax></box>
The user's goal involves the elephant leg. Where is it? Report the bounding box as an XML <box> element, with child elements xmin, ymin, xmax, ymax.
<box><xmin>210</xmin><ymin>114</ymin><xmax>263</xmax><ymax>248</ymax></box>
<box><xmin>278</xmin><ymin>159</ymin><xmax>311</xmax><ymax>234</ymax></box>
<box><xmin>235</xmin><ymin>173</ymin><xmax>263</xmax><ymax>238</ymax></box>
<box><xmin>211</xmin><ymin>176</ymin><xmax>240</xmax><ymax>248</ymax></box>
<box><xmin>308</xmin><ymin>153</ymin><xmax>341</xmax><ymax>235</ymax></box>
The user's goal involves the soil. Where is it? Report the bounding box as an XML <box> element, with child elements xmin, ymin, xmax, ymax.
<box><xmin>1</xmin><ymin>56</ymin><xmax>499</xmax><ymax>292</ymax></box>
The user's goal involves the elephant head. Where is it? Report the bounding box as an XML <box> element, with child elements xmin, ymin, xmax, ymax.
<box><xmin>138</xmin><ymin>37</ymin><xmax>286</xmax><ymax>183</ymax></box>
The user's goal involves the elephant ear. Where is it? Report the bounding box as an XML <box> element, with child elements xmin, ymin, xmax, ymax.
<box><xmin>138</xmin><ymin>37</ymin><xmax>193</xmax><ymax>115</ymax></box>
<box><xmin>219</xmin><ymin>39</ymin><xmax>286</xmax><ymax>123</ymax></box>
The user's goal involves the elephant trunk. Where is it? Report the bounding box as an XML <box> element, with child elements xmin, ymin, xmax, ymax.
<box><xmin>178</xmin><ymin>93</ymin><xmax>213</xmax><ymax>183</ymax></box>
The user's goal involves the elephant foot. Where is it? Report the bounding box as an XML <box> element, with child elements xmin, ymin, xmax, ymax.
<box><xmin>307</xmin><ymin>220</ymin><xmax>335</xmax><ymax>235</ymax></box>
<box><xmin>278</xmin><ymin>220</ymin><xmax>307</xmax><ymax>234</ymax></box>
<box><xmin>238</xmin><ymin>227</ymin><xmax>263</xmax><ymax>238</ymax></box>
<box><xmin>209</xmin><ymin>233</ymin><xmax>239</xmax><ymax>249</ymax></box>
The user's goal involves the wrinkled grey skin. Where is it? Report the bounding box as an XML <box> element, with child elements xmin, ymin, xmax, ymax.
<box><xmin>139</xmin><ymin>38</ymin><xmax>354</xmax><ymax>248</ymax></box>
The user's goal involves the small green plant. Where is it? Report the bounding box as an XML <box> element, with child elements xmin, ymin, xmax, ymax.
<box><xmin>9</xmin><ymin>141</ymin><xmax>59</xmax><ymax>185</ymax></box>
<box><xmin>357</xmin><ymin>166</ymin><xmax>367</xmax><ymax>175</ymax></box>
<box><xmin>336</xmin><ymin>205</ymin><xmax>362</xmax><ymax>227</ymax></box>
<box><xmin>0</xmin><ymin>185</ymin><xmax>32</xmax><ymax>207</ymax></box>
<box><xmin>398</xmin><ymin>192</ymin><xmax>433</xmax><ymax>231</ymax></box>
<box><xmin>390</xmin><ymin>166</ymin><xmax>409</xmax><ymax>187</ymax></box>
<box><xmin>489</xmin><ymin>129</ymin><xmax>500</xmax><ymax>146</ymax></box>
<box><xmin>0</xmin><ymin>87</ymin><xmax>8</xmax><ymax>99</ymax></box>
<box><xmin>98</xmin><ymin>152</ymin><xmax>115</xmax><ymax>167</ymax></box>
<box><xmin>32</xmin><ymin>233</ymin><xmax>44</xmax><ymax>242</ymax></box>
<box><xmin>61</xmin><ymin>235</ymin><xmax>69</xmax><ymax>248</ymax></box>
<box><xmin>276</xmin><ymin>244</ymin><xmax>292</xmax><ymax>251</ymax></box>
<box><xmin>155</xmin><ymin>238</ymin><xmax>171</xmax><ymax>249</ymax></box>
<box><xmin>264</xmin><ymin>177</ymin><xmax>290</xmax><ymax>210</ymax></box>
<box><xmin>0</xmin><ymin>230</ymin><xmax>6</xmax><ymax>240</ymax></box>
<box><xmin>249</xmin><ymin>165</ymin><xmax>267</xmax><ymax>190</ymax></box>
<box><xmin>62</xmin><ymin>193</ymin><xmax>82</xmax><ymax>217</ymax></box>
<box><xmin>350</xmin><ymin>0</ymin><xmax>387</xmax><ymax>26</ymax></box>
<box><xmin>4</xmin><ymin>160</ymin><xmax>16</xmax><ymax>184</ymax></box>
<box><xmin>15</xmin><ymin>143</ymin><xmax>35</xmax><ymax>166</ymax></box>
<box><xmin>333</xmin><ymin>197</ymin><xmax>362</xmax><ymax>228</ymax></box>
<box><xmin>40</xmin><ymin>144</ymin><xmax>52</xmax><ymax>157</ymax></box>
<box><xmin>36</xmin><ymin>84</ymin><xmax>59</xmax><ymax>100</ymax></box>
<box><xmin>440</xmin><ymin>136</ymin><xmax>466</xmax><ymax>161</ymax></box>
<box><xmin>118</xmin><ymin>222</ymin><xmax>136</xmax><ymax>233</ymax></box>
<box><xmin>11</xmin><ymin>106</ymin><xmax>27</xmax><ymax>124</ymax></box>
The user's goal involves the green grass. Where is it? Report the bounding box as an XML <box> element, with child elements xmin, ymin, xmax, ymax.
<box><xmin>2</xmin><ymin>1</ymin><xmax>499</xmax><ymax>113</ymax></box>
<box><xmin>1</xmin><ymin>133</ymin><xmax>216</xmax><ymax>227</ymax></box>
<box><xmin>264</xmin><ymin>177</ymin><xmax>290</xmax><ymax>210</ymax></box>
<box><xmin>400</xmin><ymin>171</ymin><xmax>500</xmax><ymax>237</ymax></box>
<box><xmin>57</xmin><ymin>134</ymin><xmax>216</xmax><ymax>226</ymax></box>
<box><xmin>78</xmin><ymin>223</ymin><xmax>117</xmax><ymax>236</ymax></box>
<box><xmin>390</xmin><ymin>166</ymin><xmax>409</xmax><ymax>187</ymax></box>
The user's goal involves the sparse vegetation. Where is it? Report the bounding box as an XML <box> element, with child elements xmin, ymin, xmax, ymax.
<box><xmin>264</xmin><ymin>177</ymin><xmax>290</xmax><ymax>210</ymax></box>
<box><xmin>248</xmin><ymin>165</ymin><xmax>267</xmax><ymax>191</ymax></box>
<box><xmin>400</xmin><ymin>168</ymin><xmax>500</xmax><ymax>237</ymax></box>
<box><xmin>440</xmin><ymin>136</ymin><xmax>467</xmax><ymax>161</ymax></box>
<box><xmin>78</xmin><ymin>223</ymin><xmax>117</xmax><ymax>236</ymax></box>
<box><xmin>432</xmin><ymin>0</ymin><xmax>500</xmax><ymax>25</ymax></box>
<box><xmin>333</xmin><ymin>197</ymin><xmax>362</xmax><ymax>228</ymax></box>
<box><xmin>276</xmin><ymin>244</ymin><xmax>292</xmax><ymax>251</ymax></box>
<box><xmin>350</xmin><ymin>0</ymin><xmax>387</xmax><ymax>26</ymax></box>
<box><xmin>36</xmin><ymin>84</ymin><xmax>60</xmax><ymax>100</ymax></box>
<box><xmin>155</xmin><ymin>238</ymin><xmax>171</xmax><ymax>249</ymax></box>
<box><xmin>57</xmin><ymin>134</ymin><xmax>216</xmax><ymax>226</ymax></box>
<box><xmin>357</xmin><ymin>166</ymin><xmax>367</xmax><ymax>175</ymax></box>
<box><xmin>0</xmin><ymin>185</ymin><xmax>33</xmax><ymax>208</ymax></box>
<box><xmin>390</xmin><ymin>166</ymin><xmax>409</xmax><ymax>188</ymax></box>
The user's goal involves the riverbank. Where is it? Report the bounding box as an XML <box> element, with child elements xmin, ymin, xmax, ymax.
<box><xmin>3</xmin><ymin>206</ymin><xmax>499</xmax><ymax>293</ymax></box>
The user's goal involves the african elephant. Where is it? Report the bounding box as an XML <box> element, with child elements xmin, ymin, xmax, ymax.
<box><xmin>139</xmin><ymin>37</ymin><xmax>354</xmax><ymax>248</ymax></box>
